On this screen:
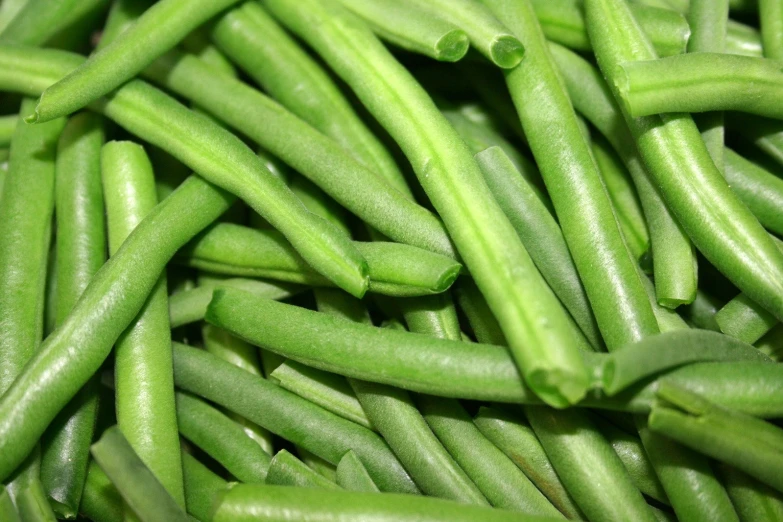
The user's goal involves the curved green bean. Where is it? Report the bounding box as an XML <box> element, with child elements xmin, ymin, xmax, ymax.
<box><xmin>265</xmin><ymin>0</ymin><xmax>590</xmax><ymax>407</ymax></box>
<box><xmin>265</xmin><ymin>450</ymin><xmax>340</xmax><ymax>490</ymax></box>
<box><xmin>102</xmin><ymin>141</ymin><xmax>184</xmax><ymax>509</ymax></box>
<box><xmin>548</xmin><ymin>41</ymin><xmax>697</xmax><ymax>308</ymax></box>
<box><xmin>760</xmin><ymin>0</ymin><xmax>783</xmax><ymax>59</ymax></box>
<box><xmin>0</xmin><ymin>0</ymin><xmax>107</xmax><ymax>46</ymax></box>
<box><xmin>650</xmin><ymin>383</ymin><xmax>783</xmax><ymax>493</ymax></box>
<box><xmin>336</xmin><ymin>0</ymin><xmax>468</xmax><ymax>61</ymax></box>
<box><xmin>475</xmin><ymin>147</ymin><xmax>603</xmax><ymax>350</ymax></box>
<box><xmin>718</xmin><ymin>464</ymin><xmax>783</xmax><ymax>522</ymax></box>
<box><xmin>29</xmin><ymin>0</ymin><xmax>241</xmax><ymax>122</ymax></box>
<box><xmin>525</xmin><ymin>406</ymin><xmax>657</xmax><ymax>522</ymax></box>
<box><xmin>586</xmin><ymin>0</ymin><xmax>783</xmax><ymax>321</ymax></box>
<box><xmin>724</xmin><ymin>148</ymin><xmax>783</xmax><ymax>235</ymax></box>
<box><xmin>90</xmin><ymin>427</ymin><xmax>188</xmax><ymax>522</ymax></box>
<box><xmin>419</xmin><ymin>397</ymin><xmax>562</xmax><ymax>516</ymax></box>
<box><xmin>213</xmin><ymin>484</ymin><xmax>561</xmax><ymax>522</ymax></box>
<box><xmin>530</xmin><ymin>0</ymin><xmax>690</xmax><ymax>57</ymax></box>
<box><xmin>618</xmin><ymin>53</ymin><xmax>783</xmax><ymax>120</ymax></box>
<box><xmin>0</xmin><ymin>174</ymin><xmax>234</xmax><ymax>483</ymax></box>
<box><xmin>171</xmin><ymin>343</ymin><xmax>418</xmax><ymax>494</ymax></box>
<box><xmin>39</xmin><ymin>113</ymin><xmax>105</xmax><ymax>519</ymax></box>
<box><xmin>176</xmin><ymin>392</ymin><xmax>270</xmax><ymax>483</ymax></box>
<box><xmin>715</xmin><ymin>293</ymin><xmax>777</xmax><ymax>344</ymax></box>
<box><xmin>182</xmin><ymin>453</ymin><xmax>227</xmax><ymax>522</ymax></box>
<box><xmin>211</xmin><ymin>2</ymin><xmax>410</xmax><ymax>197</ymax></box>
<box><xmin>336</xmin><ymin>451</ymin><xmax>380</xmax><ymax>493</ymax></box>
<box><xmin>487</xmin><ymin>0</ymin><xmax>658</xmax><ymax>351</ymax></box>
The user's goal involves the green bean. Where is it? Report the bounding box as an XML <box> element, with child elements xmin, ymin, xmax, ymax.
<box><xmin>335</xmin><ymin>0</ymin><xmax>468</xmax><ymax>61</ymax></box>
<box><xmin>724</xmin><ymin>148</ymin><xmax>783</xmax><ymax>235</ymax></box>
<box><xmin>548</xmin><ymin>42</ymin><xmax>697</xmax><ymax>308</ymax></box>
<box><xmin>487</xmin><ymin>0</ymin><xmax>659</xmax><ymax>351</ymax></box>
<box><xmin>530</xmin><ymin>0</ymin><xmax>690</xmax><ymax>57</ymax></box>
<box><xmin>28</xmin><ymin>0</ymin><xmax>240</xmax><ymax>122</ymax></box>
<box><xmin>0</xmin><ymin>486</ymin><xmax>19</xmax><ymax>522</ymax></box>
<box><xmin>97</xmin><ymin>0</ymin><xmax>151</xmax><ymax>51</ymax></box>
<box><xmin>297</xmin><ymin>447</ymin><xmax>338</xmax><ymax>482</ymax></box>
<box><xmin>418</xmin><ymin>397</ymin><xmax>562</xmax><ymax>516</ymax></box>
<box><xmin>756</xmin><ymin>323</ymin><xmax>783</xmax><ymax>360</ymax></box>
<box><xmin>143</xmin><ymin>52</ymin><xmax>454</xmax><ymax>259</ymax></box>
<box><xmin>650</xmin><ymin>383</ymin><xmax>783</xmax><ymax>493</ymax></box>
<box><xmin>637</xmin><ymin>416</ymin><xmax>739</xmax><ymax>522</ymax></box>
<box><xmin>617</xmin><ymin>53</ymin><xmax>783</xmax><ymax>121</ymax></box>
<box><xmin>0</xmin><ymin>114</ymin><xmax>15</xmax><ymax>146</ymax></box>
<box><xmin>102</xmin><ymin>141</ymin><xmax>184</xmax><ymax>510</ymax></box>
<box><xmin>591</xmin><ymin>135</ymin><xmax>650</xmax><ymax>265</ymax></box>
<box><xmin>180</xmin><ymin>28</ymin><xmax>237</xmax><ymax>78</ymax></box>
<box><xmin>0</xmin><ymin>0</ymin><xmax>107</xmax><ymax>46</ymax></box>
<box><xmin>266</xmin><ymin>0</ymin><xmax>590</xmax><ymax>407</ymax></box>
<box><xmin>270</xmin><ymin>361</ymin><xmax>373</xmax><ymax>430</ymax></box>
<box><xmin>181</xmin><ymin>453</ymin><xmax>227</xmax><ymax>522</ymax></box>
<box><xmin>715</xmin><ymin>293</ymin><xmax>777</xmax><ymax>344</ymax></box>
<box><xmin>601</xmin><ymin>329</ymin><xmax>771</xmax><ymax>394</ymax></box>
<box><xmin>16</xmin><ymin>478</ymin><xmax>58</xmax><ymax>522</ymax></box>
<box><xmin>760</xmin><ymin>0</ymin><xmax>783</xmax><ymax>59</ymax></box>
<box><xmin>399</xmin><ymin>294</ymin><xmax>462</xmax><ymax>342</ymax></box>
<box><xmin>80</xmin><ymin>461</ymin><xmax>123</xmax><ymax>522</ymax></box>
<box><xmin>592</xmin><ymin>416</ymin><xmax>668</xmax><ymax>504</ymax></box>
<box><xmin>90</xmin><ymin>427</ymin><xmax>188</xmax><ymax>522</ymax></box>
<box><xmin>169</xmin><ymin>278</ymin><xmax>300</xmax><ymax>329</ymax></box>
<box><xmin>177</xmin><ymin>223</ymin><xmax>460</xmax><ymax>297</ymax></box>
<box><xmin>586</xmin><ymin>0</ymin><xmax>783</xmax><ymax>322</ymax></box>
<box><xmin>688</xmin><ymin>0</ymin><xmax>729</xmax><ymax>172</ymax></box>
<box><xmin>39</xmin><ymin>113</ymin><xmax>105</xmax><ymax>519</ymax></box>
<box><xmin>175</xmin><ymin>392</ymin><xmax>270</xmax><ymax>483</ymax></box>
<box><xmin>525</xmin><ymin>406</ymin><xmax>657</xmax><ymax>522</ymax></box>
<box><xmin>475</xmin><ymin>147</ymin><xmax>603</xmax><ymax>350</ymax></box>
<box><xmin>172</xmin><ymin>343</ymin><xmax>418</xmax><ymax>494</ymax></box>
<box><xmin>289</xmin><ymin>176</ymin><xmax>352</xmax><ymax>237</ymax></box>
<box><xmin>472</xmin><ymin>406</ymin><xmax>585</xmax><ymax>519</ymax></box>
<box><xmin>0</xmin><ymin>45</ymin><xmax>369</xmax><ymax>297</ymax></box>
<box><xmin>684</xmin><ymin>289</ymin><xmax>723</xmax><ymax>330</ymax></box>
<box><xmin>211</xmin><ymin>2</ymin><xmax>411</xmax><ymax>197</ymax></box>
<box><xmin>718</xmin><ymin>464</ymin><xmax>783</xmax><ymax>522</ymax></box>
<box><xmin>727</xmin><ymin>19</ymin><xmax>763</xmax><ymax>57</ymax></box>
<box><xmin>0</xmin><ymin>173</ymin><xmax>234</xmax><ymax>483</ymax></box>
<box><xmin>336</xmin><ymin>451</ymin><xmax>380</xmax><ymax>493</ymax></box>
<box><xmin>453</xmin><ymin>278</ymin><xmax>507</xmax><ymax>346</ymax></box>
<box><xmin>265</xmin><ymin>450</ymin><xmax>340</xmax><ymax>490</ymax></box>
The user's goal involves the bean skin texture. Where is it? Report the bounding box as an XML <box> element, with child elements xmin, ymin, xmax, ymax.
<box><xmin>265</xmin><ymin>450</ymin><xmax>340</xmax><ymax>490</ymax></box>
<box><xmin>718</xmin><ymin>464</ymin><xmax>783</xmax><ymax>522</ymax></box>
<box><xmin>586</xmin><ymin>0</ymin><xmax>783</xmax><ymax>323</ymax></box>
<box><xmin>39</xmin><ymin>113</ymin><xmax>105</xmax><ymax>519</ymax></box>
<box><xmin>724</xmin><ymin>148</ymin><xmax>783</xmax><ymax>236</ymax></box>
<box><xmin>336</xmin><ymin>451</ymin><xmax>380</xmax><ymax>493</ymax></box>
<box><xmin>265</xmin><ymin>0</ymin><xmax>589</xmax><ymax>409</ymax></box>
<box><xmin>171</xmin><ymin>343</ymin><xmax>418</xmax><ymax>495</ymax></box>
<box><xmin>484</xmin><ymin>0</ymin><xmax>659</xmax><ymax>352</ymax></box>
<box><xmin>211</xmin><ymin>484</ymin><xmax>563</xmax><ymax>522</ymax></box>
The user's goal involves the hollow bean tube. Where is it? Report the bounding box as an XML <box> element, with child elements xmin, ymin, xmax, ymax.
<box><xmin>547</xmin><ymin>41</ymin><xmax>697</xmax><ymax>308</ymax></box>
<box><xmin>760</xmin><ymin>0</ymin><xmax>783</xmax><ymax>59</ymax></box>
<box><xmin>618</xmin><ymin>53</ymin><xmax>783</xmax><ymax>121</ymax></box>
<box><xmin>210</xmin><ymin>2</ymin><xmax>412</xmax><ymax>197</ymax></box>
<box><xmin>336</xmin><ymin>451</ymin><xmax>380</xmax><ymax>492</ymax></box>
<box><xmin>0</xmin><ymin>174</ymin><xmax>234</xmax><ymax>483</ymax></box>
<box><xmin>265</xmin><ymin>0</ymin><xmax>589</xmax><ymax>408</ymax></box>
<box><xmin>171</xmin><ymin>343</ymin><xmax>418</xmax><ymax>494</ymax></box>
<box><xmin>28</xmin><ymin>0</ymin><xmax>242</xmax><ymax>122</ymax></box>
<box><xmin>586</xmin><ymin>0</ymin><xmax>783</xmax><ymax>321</ymax></box>
<box><xmin>102</xmin><ymin>141</ymin><xmax>184</xmax><ymax>509</ymax></box>
<box><xmin>0</xmin><ymin>45</ymin><xmax>369</xmax><ymax>297</ymax></box>
<box><xmin>212</xmin><ymin>484</ymin><xmax>561</xmax><ymax>522</ymax></box>
<box><xmin>39</xmin><ymin>113</ymin><xmax>105</xmax><ymax>519</ymax></box>
<box><xmin>485</xmin><ymin>0</ymin><xmax>658</xmax><ymax>351</ymax></box>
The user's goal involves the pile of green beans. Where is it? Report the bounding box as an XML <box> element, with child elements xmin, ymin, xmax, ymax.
<box><xmin>0</xmin><ymin>0</ymin><xmax>782</xmax><ymax>520</ymax></box>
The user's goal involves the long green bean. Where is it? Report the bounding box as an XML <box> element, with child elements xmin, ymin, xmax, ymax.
<box><xmin>724</xmin><ymin>148</ymin><xmax>783</xmax><ymax>235</ymax></box>
<box><xmin>715</xmin><ymin>293</ymin><xmax>778</xmax><ymax>344</ymax></box>
<box><xmin>265</xmin><ymin>450</ymin><xmax>340</xmax><ymax>490</ymax></box>
<box><xmin>266</xmin><ymin>0</ymin><xmax>590</xmax><ymax>407</ymax></box>
<box><xmin>80</xmin><ymin>461</ymin><xmax>123</xmax><ymax>522</ymax></box>
<box><xmin>453</xmin><ymin>278</ymin><xmax>507</xmax><ymax>346</ymax></box>
<box><xmin>760</xmin><ymin>0</ymin><xmax>783</xmax><ymax>59</ymax></box>
<box><xmin>718</xmin><ymin>464</ymin><xmax>783</xmax><ymax>522</ymax></box>
<box><xmin>171</xmin><ymin>343</ymin><xmax>418</xmax><ymax>494</ymax></box>
<box><xmin>102</xmin><ymin>141</ymin><xmax>184</xmax><ymax>510</ymax></box>
<box><xmin>399</xmin><ymin>294</ymin><xmax>462</xmax><ymax>342</ymax></box>
<box><xmin>727</xmin><ymin>19</ymin><xmax>764</xmax><ymax>57</ymax></box>
<box><xmin>586</xmin><ymin>0</ymin><xmax>783</xmax><ymax>322</ymax></box>
<box><xmin>39</xmin><ymin>113</ymin><xmax>105</xmax><ymax>519</ymax></box>
<box><xmin>548</xmin><ymin>41</ymin><xmax>697</xmax><ymax>308</ymax></box>
<box><xmin>336</xmin><ymin>451</ymin><xmax>380</xmax><ymax>493</ymax></box>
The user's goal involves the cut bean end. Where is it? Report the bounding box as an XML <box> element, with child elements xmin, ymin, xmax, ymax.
<box><xmin>527</xmin><ymin>367</ymin><xmax>588</xmax><ymax>408</ymax></box>
<box><xmin>490</xmin><ymin>35</ymin><xmax>525</xmax><ymax>68</ymax></box>
<box><xmin>435</xmin><ymin>30</ymin><xmax>470</xmax><ymax>62</ymax></box>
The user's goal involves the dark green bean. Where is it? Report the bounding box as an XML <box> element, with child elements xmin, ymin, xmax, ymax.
<box><xmin>547</xmin><ymin>41</ymin><xmax>697</xmax><ymax>308</ymax></box>
<box><xmin>756</xmin><ymin>323</ymin><xmax>783</xmax><ymax>360</ymax></box>
<box><xmin>487</xmin><ymin>0</ymin><xmax>658</xmax><ymax>352</ymax></box>
<box><xmin>715</xmin><ymin>293</ymin><xmax>778</xmax><ymax>344</ymax></box>
<box><xmin>724</xmin><ymin>148</ymin><xmax>783</xmax><ymax>235</ymax></box>
<box><xmin>16</xmin><ymin>478</ymin><xmax>58</xmax><ymax>522</ymax></box>
<box><xmin>79</xmin><ymin>461</ymin><xmax>123</xmax><ymax>522</ymax></box>
<box><xmin>684</xmin><ymin>289</ymin><xmax>724</xmax><ymax>331</ymax></box>
<box><xmin>336</xmin><ymin>451</ymin><xmax>380</xmax><ymax>493</ymax></box>
<box><xmin>718</xmin><ymin>464</ymin><xmax>783</xmax><ymax>522</ymax></box>
<box><xmin>760</xmin><ymin>0</ymin><xmax>783</xmax><ymax>59</ymax></box>
<box><xmin>171</xmin><ymin>343</ymin><xmax>418</xmax><ymax>494</ymax></box>
<box><xmin>650</xmin><ymin>383</ymin><xmax>783</xmax><ymax>493</ymax></box>
<box><xmin>586</xmin><ymin>0</ymin><xmax>783</xmax><ymax>322</ymax></box>
<box><xmin>175</xmin><ymin>392</ymin><xmax>270</xmax><ymax>483</ymax></box>
<box><xmin>177</xmin><ymin>223</ymin><xmax>461</xmax><ymax>297</ymax></box>
<box><xmin>90</xmin><ymin>427</ymin><xmax>188</xmax><ymax>522</ymax></box>
<box><xmin>39</xmin><ymin>113</ymin><xmax>105</xmax><ymax>519</ymax></box>
<box><xmin>266</xmin><ymin>0</ymin><xmax>590</xmax><ymax>407</ymax></box>
<box><xmin>726</xmin><ymin>113</ymin><xmax>783</xmax><ymax>167</ymax></box>
<box><xmin>265</xmin><ymin>450</ymin><xmax>340</xmax><ymax>490</ymax></box>
<box><xmin>0</xmin><ymin>486</ymin><xmax>19</xmax><ymax>522</ymax></box>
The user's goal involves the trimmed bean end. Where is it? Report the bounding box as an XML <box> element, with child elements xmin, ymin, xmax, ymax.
<box><xmin>527</xmin><ymin>367</ymin><xmax>588</xmax><ymax>408</ymax></box>
<box><xmin>433</xmin><ymin>265</ymin><xmax>462</xmax><ymax>293</ymax></box>
<box><xmin>435</xmin><ymin>30</ymin><xmax>470</xmax><ymax>62</ymax></box>
<box><xmin>490</xmin><ymin>35</ymin><xmax>525</xmax><ymax>69</ymax></box>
